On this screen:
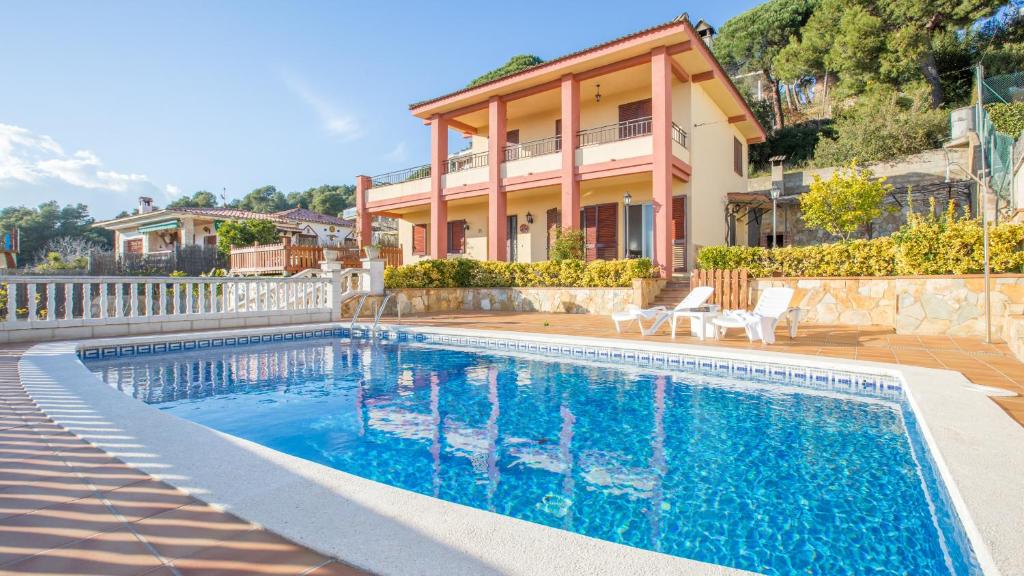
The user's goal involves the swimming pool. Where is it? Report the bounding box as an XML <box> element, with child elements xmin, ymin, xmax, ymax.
<box><xmin>85</xmin><ymin>334</ymin><xmax>980</xmax><ymax>576</ymax></box>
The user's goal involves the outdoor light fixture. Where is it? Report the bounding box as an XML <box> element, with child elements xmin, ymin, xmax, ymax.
<box><xmin>525</xmin><ymin>212</ymin><xmax>534</xmax><ymax>224</ymax></box>
<box><xmin>595</xmin><ymin>83</ymin><xmax>602</xmax><ymax>103</ymax></box>
<box><xmin>623</xmin><ymin>191</ymin><xmax>632</xmax><ymax>206</ymax></box>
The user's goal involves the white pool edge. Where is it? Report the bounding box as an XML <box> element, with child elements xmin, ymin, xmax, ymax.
<box><xmin>18</xmin><ymin>322</ymin><xmax>1024</xmax><ymax>576</ymax></box>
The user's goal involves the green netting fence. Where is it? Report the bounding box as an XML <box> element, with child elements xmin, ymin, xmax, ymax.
<box><xmin>979</xmin><ymin>75</ymin><xmax>1020</xmax><ymax>210</ymax></box>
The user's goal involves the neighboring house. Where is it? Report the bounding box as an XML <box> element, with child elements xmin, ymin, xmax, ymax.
<box><xmin>353</xmin><ymin>14</ymin><xmax>766</xmax><ymax>275</ymax></box>
<box><xmin>96</xmin><ymin>197</ymin><xmax>354</xmax><ymax>256</ymax></box>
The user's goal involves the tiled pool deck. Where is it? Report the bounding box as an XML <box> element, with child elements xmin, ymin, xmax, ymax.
<box><xmin>393</xmin><ymin>312</ymin><xmax>1024</xmax><ymax>426</ymax></box>
<box><xmin>2</xmin><ymin>312</ymin><xmax>1022</xmax><ymax>575</ymax></box>
<box><xmin>0</xmin><ymin>346</ymin><xmax>366</xmax><ymax>576</ymax></box>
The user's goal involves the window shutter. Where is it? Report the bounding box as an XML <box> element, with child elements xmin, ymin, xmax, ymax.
<box><xmin>506</xmin><ymin>129</ymin><xmax>520</xmax><ymax>145</ymax></box>
<box><xmin>582</xmin><ymin>205</ymin><xmax>598</xmax><ymax>261</ymax></box>
<box><xmin>412</xmin><ymin>224</ymin><xmax>427</xmax><ymax>255</ymax></box>
<box><xmin>595</xmin><ymin>203</ymin><xmax>618</xmax><ymax>260</ymax></box>
<box><xmin>447</xmin><ymin>220</ymin><xmax>466</xmax><ymax>254</ymax></box>
<box><xmin>672</xmin><ymin>196</ymin><xmax>687</xmax><ymax>272</ymax></box>
<box><xmin>618</xmin><ymin>99</ymin><xmax>652</xmax><ymax>122</ymax></box>
<box><xmin>554</xmin><ymin>120</ymin><xmax>562</xmax><ymax>152</ymax></box>
<box><xmin>733</xmin><ymin>137</ymin><xmax>743</xmax><ymax>176</ymax></box>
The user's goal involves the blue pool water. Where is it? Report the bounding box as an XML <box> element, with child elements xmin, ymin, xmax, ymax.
<box><xmin>86</xmin><ymin>337</ymin><xmax>979</xmax><ymax>575</ymax></box>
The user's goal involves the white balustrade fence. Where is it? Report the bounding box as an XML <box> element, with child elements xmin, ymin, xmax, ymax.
<box><xmin>0</xmin><ymin>275</ymin><xmax>345</xmax><ymax>342</ymax></box>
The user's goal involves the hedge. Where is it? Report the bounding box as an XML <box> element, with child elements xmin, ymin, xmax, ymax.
<box><xmin>384</xmin><ymin>258</ymin><xmax>658</xmax><ymax>289</ymax></box>
<box><xmin>697</xmin><ymin>219</ymin><xmax>1024</xmax><ymax>277</ymax></box>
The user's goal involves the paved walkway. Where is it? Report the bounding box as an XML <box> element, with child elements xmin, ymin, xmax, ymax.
<box><xmin>0</xmin><ymin>346</ymin><xmax>365</xmax><ymax>576</ymax></box>
<box><xmin>392</xmin><ymin>312</ymin><xmax>1024</xmax><ymax>426</ymax></box>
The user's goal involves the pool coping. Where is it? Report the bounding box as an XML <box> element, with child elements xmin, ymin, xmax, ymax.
<box><xmin>17</xmin><ymin>322</ymin><xmax>1024</xmax><ymax>576</ymax></box>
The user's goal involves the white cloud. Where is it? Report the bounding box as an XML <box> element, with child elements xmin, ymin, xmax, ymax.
<box><xmin>385</xmin><ymin>141</ymin><xmax>407</xmax><ymax>163</ymax></box>
<box><xmin>164</xmin><ymin>184</ymin><xmax>182</xmax><ymax>197</ymax></box>
<box><xmin>282</xmin><ymin>71</ymin><xmax>362</xmax><ymax>140</ymax></box>
<box><xmin>0</xmin><ymin>123</ymin><xmax>177</xmax><ymax>218</ymax></box>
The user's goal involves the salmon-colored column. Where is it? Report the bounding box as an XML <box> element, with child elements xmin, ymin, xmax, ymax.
<box><xmin>560</xmin><ymin>74</ymin><xmax>580</xmax><ymax>230</ymax></box>
<box><xmin>487</xmin><ymin>97</ymin><xmax>507</xmax><ymax>261</ymax></box>
<box><xmin>429</xmin><ymin>115</ymin><xmax>448</xmax><ymax>259</ymax></box>
<box><xmin>651</xmin><ymin>47</ymin><xmax>673</xmax><ymax>276</ymax></box>
<box><xmin>354</xmin><ymin>175</ymin><xmax>372</xmax><ymax>247</ymax></box>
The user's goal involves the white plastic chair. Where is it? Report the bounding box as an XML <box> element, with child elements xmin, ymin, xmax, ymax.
<box><xmin>711</xmin><ymin>287</ymin><xmax>798</xmax><ymax>344</ymax></box>
<box><xmin>611</xmin><ymin>286</ymin><xmax>714</xmax><ymax>337</ymax></box>
<box><xmin>665</xmin><ymin>286</ymin><xmax>715</xmax><ymax>338</ymax></box>
<box><xmin>611</xmin><ymin>304</ymin><xmax>666</xmax><ymax>334</ymax></box>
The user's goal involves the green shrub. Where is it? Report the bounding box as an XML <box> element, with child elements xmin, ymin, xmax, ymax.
<box><xmin>384</xmin><ymin>258</ymin><xmax>657</xmax><ymax>289</ymax></box>
<box><xmin>813</xmin><ymin>84</ymin><xmax>948</xmax><ymax>166</ymax></box>
<box><xmin>697</xmin><ymin>208</ymin><xmax>1024</xmax><ymax>277</ymax></box>
<box><xmin>549</xmin><ymin>227</ymin><xmax>585</xmax><ymax>261</ymax></box>
<box><xmin>986</xmin><ymin>102</ymin><xmax>1024</xmax><ymax>138</ymax></box>
<box><xmin>749</xmin><ymin>121</ymin><xmax>833</xmax><ymax>174</ymax></box>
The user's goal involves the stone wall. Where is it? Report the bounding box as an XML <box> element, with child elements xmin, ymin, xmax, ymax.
<box><xmin>1004</xmin><ymin>314</ymin><xmax>1024</xmax><ymax>362</ymax></box>
<box><xmin>357</xmin><ymin>278</ymin><xmax>664</xmax><ymax>318</ymax></box>
<box><xmin>753</xmin><ymin>275</ymin><xmax>1024</xmax><ymax>341</ymax></box>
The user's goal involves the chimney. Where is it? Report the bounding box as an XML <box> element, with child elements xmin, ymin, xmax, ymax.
<box><xmin>694</xmin><ymin>20</ymin><xmax>716</xmax><ymax>48</ymax></box>
<box><xmin>138</xmin><ymin>196</ymin><xmax>154</xmax><ymax>214</ymax></box>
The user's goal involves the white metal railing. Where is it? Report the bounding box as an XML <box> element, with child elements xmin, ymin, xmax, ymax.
<box><xmin>0</xmin><ymin>275</ymin><xmax>335</xmax><ymax>330</ymax></box>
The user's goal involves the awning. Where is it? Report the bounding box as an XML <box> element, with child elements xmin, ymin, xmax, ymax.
<box><xmin>137</xmin><ymin>220</ymin><xmax>180</xmax><ymax>233</ymax></box>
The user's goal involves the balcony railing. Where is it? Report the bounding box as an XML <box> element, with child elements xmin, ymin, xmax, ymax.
<box><xmin>445</xmin><ymin>150</ymin><xmax>488</xmax><ymax>174</ymax></box>
<box><xmin>370</xmin><ymin>164</ymin><xmax>431</xmax><ymax>188</ymax></box>
<box><xmin>504</xmin><ymin>136</ymin><xmax>562</xmax><ymax>161</ymax></box>
<box><xmin>672</xmin><ymin>122</ymin><xmax>688</xmax><ymax>148</ymax></box>
<box><xmin>577</xmin><ymin>116</ymin><xmax>652</xmax><ymax>148</ymax></box>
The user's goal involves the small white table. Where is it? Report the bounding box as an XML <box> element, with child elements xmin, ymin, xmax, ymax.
<box><xmin>670</xmin><ymin>305</ymin><xmax>721</xmax><ymax>340</ymax></box>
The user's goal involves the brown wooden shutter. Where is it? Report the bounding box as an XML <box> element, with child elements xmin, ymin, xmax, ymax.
<box><xmin>582</xmin><ymin>205</ymin><xmax>598</xmax><ymax>261</ymax></box>
<box><xmin>506</xmin><ymin>130</ymin><xmax>520</xmax><ymax>145</ymax></box>
<box><xmin>733</xmin><ymin>137</ymin><xmax>743</xmax><ymax>176</ymax></box>
<box><xmin>595</xmin><ymin>203</ymin><xmax>618</xmax><ymax>260</ymax></box>
<box><xmin>447</xmin><ymin>220</ymin><xmax>466</xmax><ymax>254</ymax></box>
<box><xmin>125</xmin><ymin>238</ymin><xmax>143</xmax><ymax>254</ymax></box>
<box><xmin>554</xmin><ymin>120</ymin><xmax>562</xmax><ymax>152</ymax></box>
<box><xmin>672</xmin><ymin>196</ymin><xmax>687</xmax><ymax>272</ymax></box>
<box><xmin>546</xmin><ymin>208</ymin><xmax>560</xmax><ymax>256</ymax></box>
<box><xmin>618</xmin><ymin>99</ymin><xmax>652</xmax><ymax>122</ymax></box>
<box><xmin>412</xmin><ymin>224</ymin><xmax>427</xmax><ymax>255</ymax></box>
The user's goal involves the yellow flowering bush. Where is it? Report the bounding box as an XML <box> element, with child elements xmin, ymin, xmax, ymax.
<box><xmin>384</xmin><ymin>258</ymin><xmax>657</xmax><ymax>288</ymax></box>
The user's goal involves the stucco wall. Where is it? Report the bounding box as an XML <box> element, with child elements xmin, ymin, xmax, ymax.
<box><xmin>753</xmin><ymin>275</ymin><xmax>1024</xmax><ymax>341</ymax></box>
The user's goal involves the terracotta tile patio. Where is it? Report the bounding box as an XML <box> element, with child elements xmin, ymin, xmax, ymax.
<box><xmin>0</xmin><ymin>346</ymin><xmax>367</xmax><ymax>576</ymax></box>
<box><xmin>389</xmin><ymin>311</ymin><xmax>1024</xmax><ymax>426</ymax></box>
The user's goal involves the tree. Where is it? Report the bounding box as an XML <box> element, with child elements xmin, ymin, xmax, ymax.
<box><xmin>468</xmin><ymin>55</ymin><xmax>544</xmax><ymax>88</ymax></box>
<box><xmin>800</xmin><ymin>161</ymin><xmax>893</xmax><ymax>239</ymax></box>
<box><xmin>714</xmin><ymin>0</ymin><xmax>816</xmax><ymax>131</ymax></box>
<box><xmin>231</xmin><ymin>186</ymin><xmax>289</xmax><ymax>213</ymax></box>
<box><xmin>215</xmin><ymin>219</ymin><xmax>280</xmax><ymax>255</ymax></box>
<box><xmin>0</xmin><ymin>201</ymin><xmax>111</xmax><ymax>264</ymax></box>
<box><xmin>285</xmin><ymin>184</ymin><xmax>355</xmax><ymax>216</ymax></box>
<box><xmin>168</xmin><ymin>190</ymin><xmax>219</xmax><ymax>208</ymax></box>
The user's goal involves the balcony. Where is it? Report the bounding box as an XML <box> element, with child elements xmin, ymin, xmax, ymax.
<box><xmin>503</xmin><ymin>136</ymin><xmax>562</xmax><ymax>179</ymax></box>
<box><xmin>368</xmin><ymin>164</ymin><xmax>432</xmax><ymax>203</ymax></box>
<box><xmin>576</xmin><ymin>116</ymin><xmax>653</xmax><ymax>166</ymax></box>
<box><xmin>443</xmin><ymin>150</ymin><xmax>489</xmax><ymax>188</ymax></box>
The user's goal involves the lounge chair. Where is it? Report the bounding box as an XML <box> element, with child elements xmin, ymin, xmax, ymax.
<box><xmin>611</xmin><ymin>304</ymin><xmax>667</xmax><ymax>335</ymax></box>
<box><xmin>612</xmin><ymin>286</ymin><xmax>715</xmax><ymax>337</ymax></box>
<box><xmin>711</xmin><ymin>287</ymin><xmax>799</xmax><ymax>344</ymax></box>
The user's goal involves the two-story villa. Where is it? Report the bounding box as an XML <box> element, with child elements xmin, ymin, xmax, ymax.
<box><xmin>354</xmin><ymin>15</ymin><xmax>765</xmax><ymax>275</ymax></box>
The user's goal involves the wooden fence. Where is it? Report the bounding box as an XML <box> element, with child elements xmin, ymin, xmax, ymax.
<box><xmin>230</xmin><ymin>244</ymin><xmax>323</xmax><ymax>275</ymax></box>
<box><xmin>691</xmin><ymin>269</ymin><xmax>750</xmax><ymax>310</ymax></box>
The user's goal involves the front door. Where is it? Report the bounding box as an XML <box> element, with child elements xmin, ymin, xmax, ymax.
<box><xmin>507</xmin><ymin>215</ymin><xmax>518</xmax><ymax>262</ymax></box>
<box><xmin>672</xmin><ymin>196</ymin><xmax>687</xmax><ymax>272</ymax></box>
<box><xmin>580</xmin><ymin>203</ymin><xmax>618</xmax><ymax>261</ymax></box>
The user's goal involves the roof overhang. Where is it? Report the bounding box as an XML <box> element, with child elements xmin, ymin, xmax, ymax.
<box><xmin>136</xmin><ymin>219</ymin><xmax>181</xmax><ymax>233</ymax></box>
<box><xmin>407</xmin><ymin>17</ymin><xmax>766</xmax><ymax>143</ymax></box>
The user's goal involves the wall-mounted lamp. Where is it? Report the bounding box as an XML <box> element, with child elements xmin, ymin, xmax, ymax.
<box><xmin>623</xmin><ymin>192</ymin><xmax>632</xmax><ymax>206</ymax></box>
<box><xmin>525</xmin><ymin>212</ymin><xmax>534</xmax><ymax>224</ymax></box>
<box><xmin>595</xmin><ymin>83</ymin><xmax>602</xmax><ymax>103</ymax></box>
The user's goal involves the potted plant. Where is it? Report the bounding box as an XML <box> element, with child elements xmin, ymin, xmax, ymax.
<box><xmin>363</xmin><ymin>244</ymin><xmax>381</xmax><ymax>259</ymax></box>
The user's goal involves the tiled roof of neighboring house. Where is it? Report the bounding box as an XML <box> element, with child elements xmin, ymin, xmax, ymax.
<box><xmin>408</xmin><ymin>15</ymin><xmax>690</xmax><ymax>110</ymax></box>
<box><xmin>272</xmin><ymin>207</ymin><xmax>353</xmax><ymax>227</ymax></box>
<box><xmin>172</xmin><ymin>207</ymin><xmax>291</xmax><ymax>222</ymax></box>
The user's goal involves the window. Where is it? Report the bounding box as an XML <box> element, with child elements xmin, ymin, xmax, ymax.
<box><xmin>447</xmin><ymin>220</ymin><xmax>466</xmax><ymax>254</ymax></box>
<box><xmin>733</xmin><ymin>137</ymin><xmax>744</xmax><ymax>176</ymax></box>
<box><xmin>412</xmin><ymin>224</ymin><xmax>428</xmax><ymax>255</ymax></box>
<box><xmin>618</xmin><ymin>99</ymin><xmax>653</xmax><ymax>139</ymax></box>
<box><xmin>505</xmin><ymin>129</ymin><xmax>520</xmax><ymax>146</ymax></box>
<box><xmin>203</xmin><ymin>235</ymin><xmax>217</xmax><ymax>246</ymax></box>
<box><xmin>124</xmin><ymin>238</ymin><xmax>143</xmax><ymax>254</ymax></box>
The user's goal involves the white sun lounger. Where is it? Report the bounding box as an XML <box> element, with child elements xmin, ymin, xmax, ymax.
<box><xmin>611</xmin><ymin>286</ymin><xmax>714</xmax><ymax>337</ymax></box>
<box><xmin>711</xmin><ymin>287</ymin><xmax>799</xmax><ymax>344</ymax></box>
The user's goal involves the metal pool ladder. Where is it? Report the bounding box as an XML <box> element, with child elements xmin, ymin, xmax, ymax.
<box><xmin>371</xmin><ymin>292</ymin><xmax>394</xmax><ymax>335</ymax></box>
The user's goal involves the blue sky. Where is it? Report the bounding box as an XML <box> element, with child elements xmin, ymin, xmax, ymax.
<box><xmin>0</xmin><ymin>0</ymin><xmax>760</xmax><ymax>219</ymax></box>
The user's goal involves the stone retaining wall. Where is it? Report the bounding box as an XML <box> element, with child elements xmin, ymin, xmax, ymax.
<box><xmin>360</xmin><ymin>278</ymin><xmax>664</xmax><ymax>317</ymax></box>
<box><xmin>753</xmin><ymin>275</ymin><xmax>1024</xmax><ymax>341</ymax></box>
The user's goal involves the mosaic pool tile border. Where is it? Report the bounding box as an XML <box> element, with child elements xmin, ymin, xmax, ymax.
<box><xmin>77</xmin><ymin>324</ymin><xmax>904</xmax><ymax>401</ymax></box>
